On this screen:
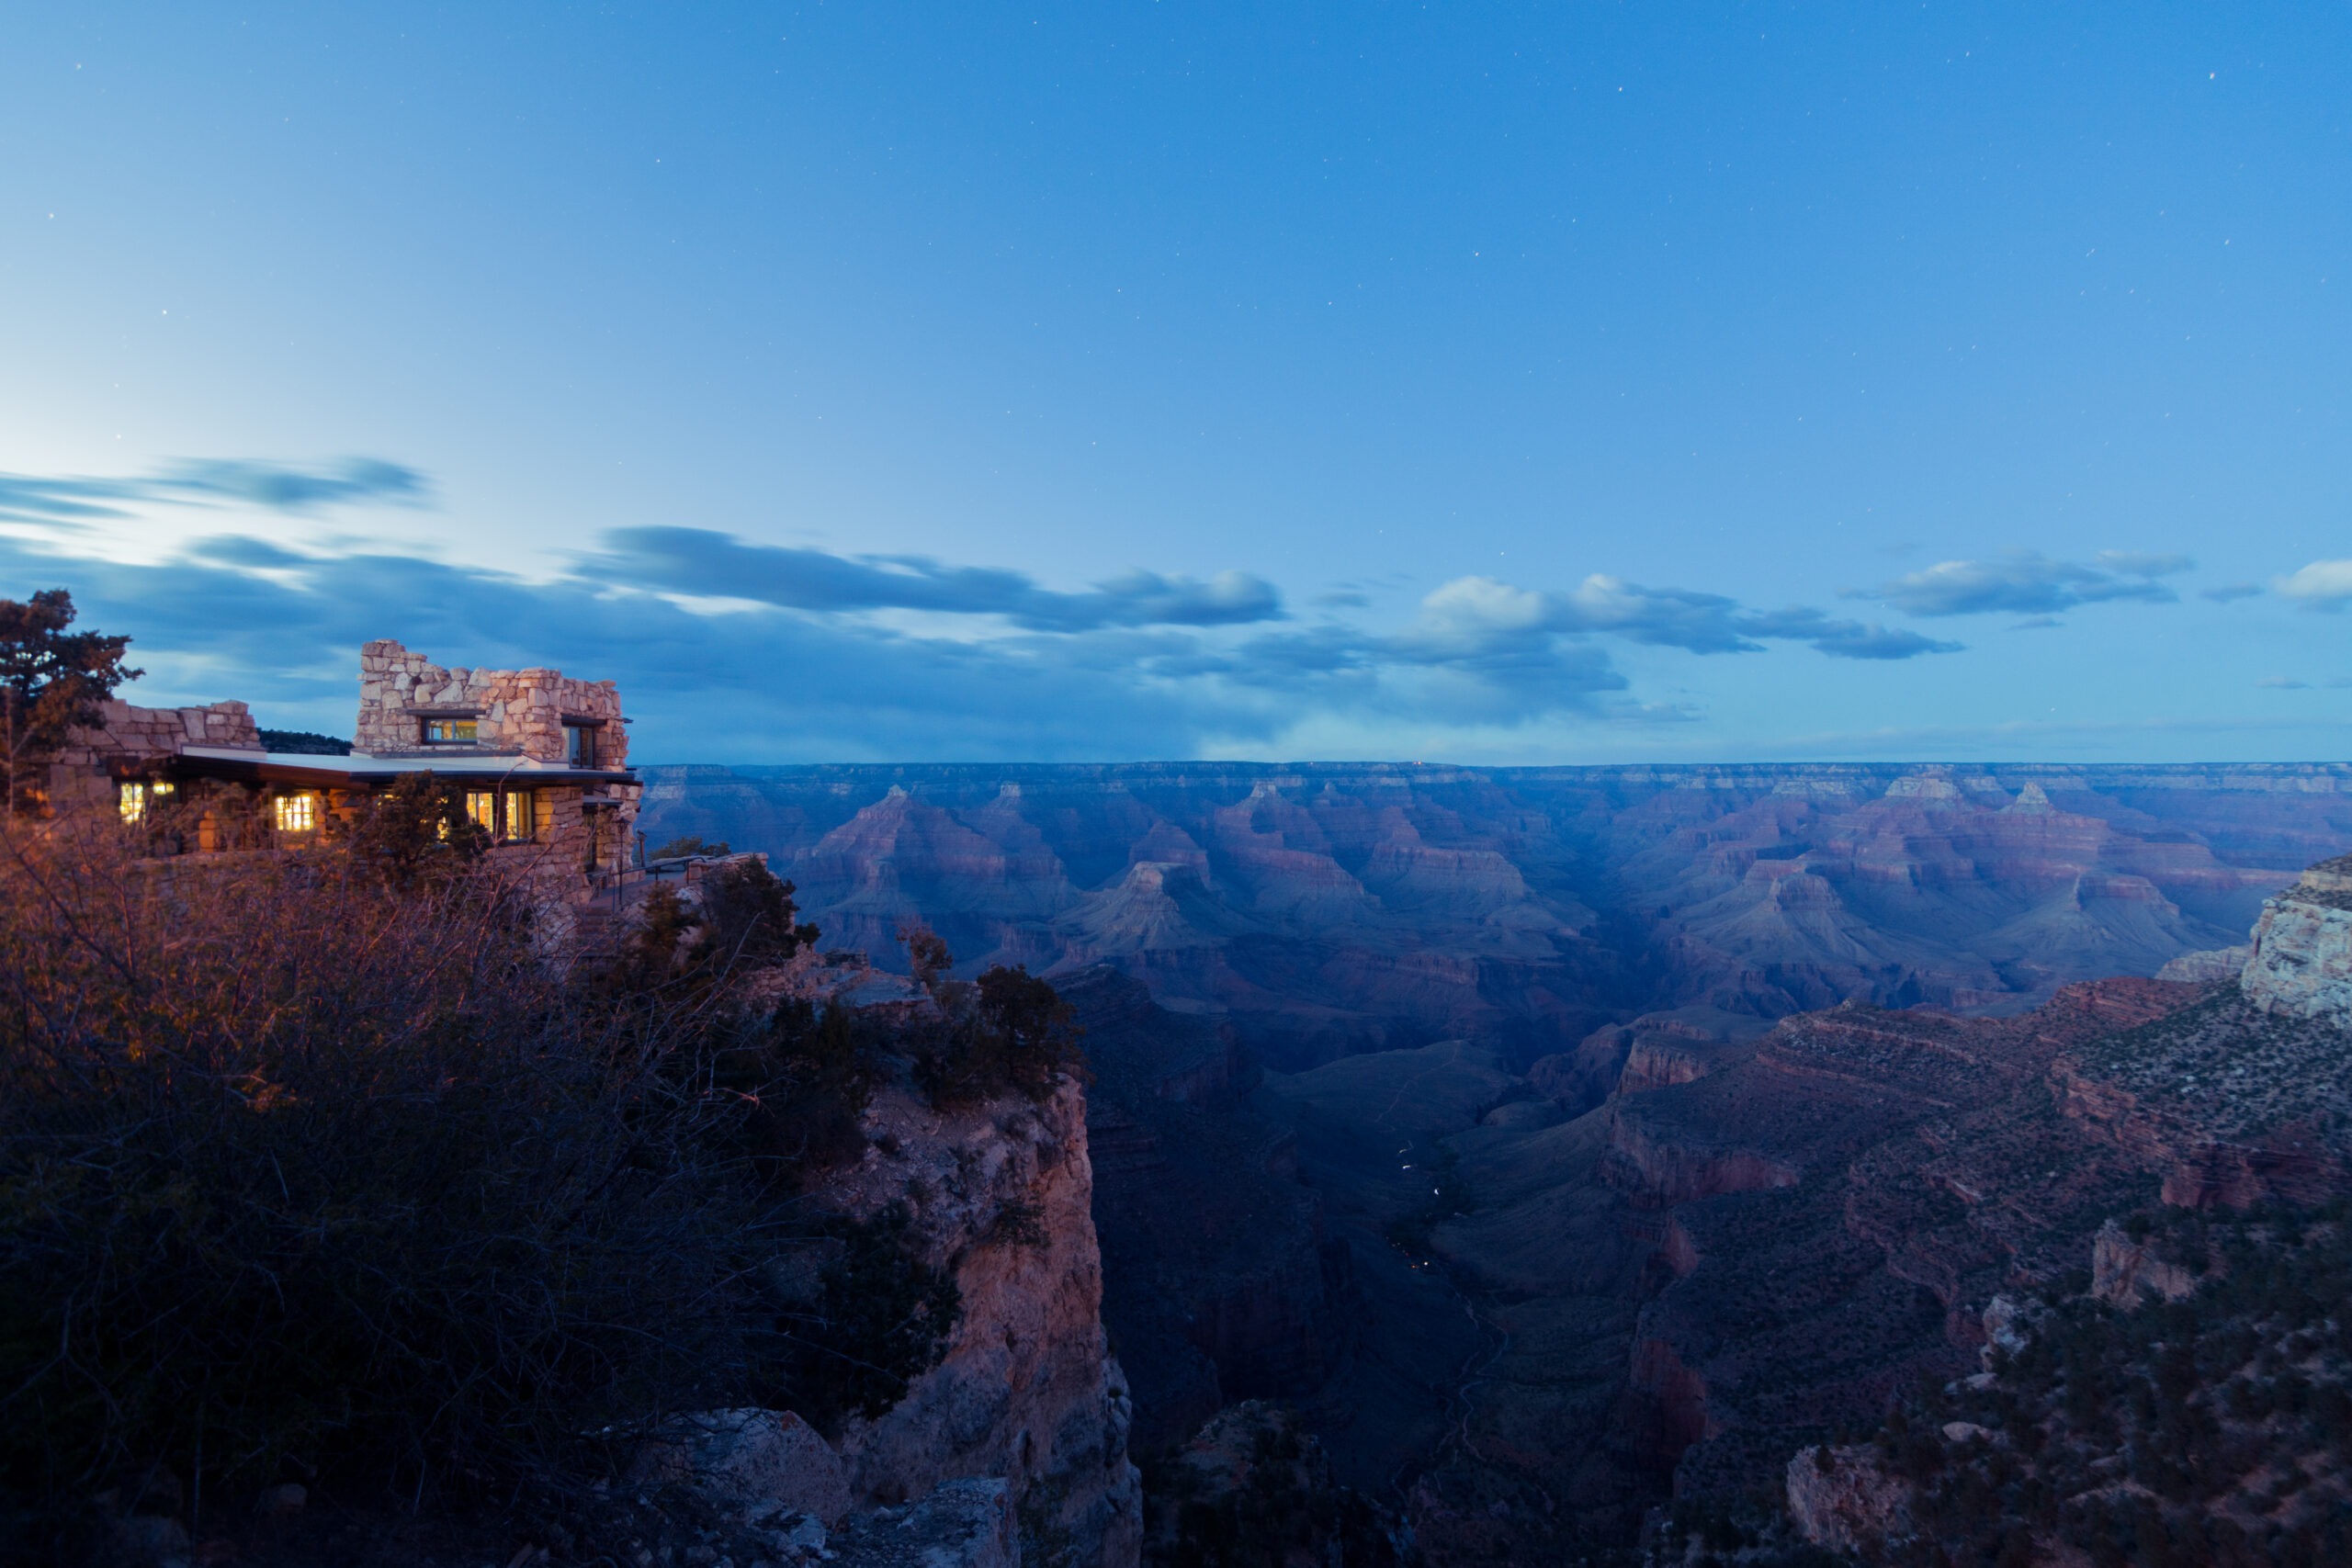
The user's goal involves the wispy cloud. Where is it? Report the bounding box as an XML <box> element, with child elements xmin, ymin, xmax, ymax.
<box><xmin>0</xmin><ymin>458</ymin><xmax>428</xmax><ymax>525</ymax></box>
<box><xmin>2257</xmin><ymin>677</ymin><xmax>2311</xmax><ymax>690</ymax></box>
<box><xmin>597</xmin><ymin>525</ymin><xmax>1284</xmax><ymax>631</ymax></box>
<box><xmin>1871</xmin><ymin>551</ymin><xmax>2188</xmax><ymax>618</ymax></box>
<box><xmin>1447</xmin><ymin>575</ymin><xmax>1962</xmax><ymax>660</ymax></box>
<box><xmin>2275</xmin><ymin>559</ymin><xmax>2352</xmax><ymax>611</ymax></box>
<box><xmin>2201</xmin><ymin>582</ymin><xmax>2263</xmax><ymax>604</ymax></box>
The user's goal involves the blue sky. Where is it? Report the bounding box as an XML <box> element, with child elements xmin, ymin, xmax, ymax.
<box><xmin>3</xmin><ymin>2</ymin><xmax>2347</xmax><ymax>762</ymax></box>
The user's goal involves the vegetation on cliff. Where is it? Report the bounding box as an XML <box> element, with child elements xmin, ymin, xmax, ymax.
<box><xmin>0</xmin><ymin>812</ymin><xmax>965</xmax><ymax>1561</ymax></box>
<box><xmin>1840</xmin><ymin>1201</ymin><xmax>2352</xmax><ymax>1568</ymax></box>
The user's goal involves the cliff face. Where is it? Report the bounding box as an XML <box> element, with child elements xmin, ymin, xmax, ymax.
<box><xmin>818</xmin><ymin>1081</ymin><xmax>1143</xmax><ymax>1568</ymax></box>
<box><xmin>2241</xmin><ymin>853</ymin><xmax>2352</xmax><ymax>1029</ymax></box>
<box><xmin>1055</xmin><ymin>967</ymin><xmax>1352</xmax><ymax>1452</ymax></box>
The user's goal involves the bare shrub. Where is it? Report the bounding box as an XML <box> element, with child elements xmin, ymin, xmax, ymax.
<box><xmin>0</xmin><ymin>814</ymin><xmax>806</xmax><ymax>1540</ymax></box>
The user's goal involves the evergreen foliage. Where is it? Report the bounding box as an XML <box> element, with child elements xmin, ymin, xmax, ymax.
<box><xmin>0</xmin><ymin>589</ymin><xmax>141</xmax><ymax>816</ymax></box>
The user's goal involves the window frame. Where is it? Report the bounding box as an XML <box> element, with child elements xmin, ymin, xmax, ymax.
<box><xmin>273</xmin><ymin>792</ymin><xmax>319</xmax><ymax>834</ymax></box>
<box><xmin>503</xmin><ymin>788</ymin><xmax>538</xmax><ymax>842</ymax></box>
<box><xmin>420</xmin><ymin>716</ymin><xmax>481</xmax><ymax>745</ymax></box>
<box><xmin>562</xmin><ymin>717</ymin><xmax>602</xmax><ymax>769</ymax></box>
<box><xmin>463</xmin><ymin>789</ymin><xmax>499</xmax><ymax>837</ymax></box>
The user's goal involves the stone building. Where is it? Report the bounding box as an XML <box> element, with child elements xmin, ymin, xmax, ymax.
<box><xmin>49</xmin><ymin>639</ymin><xmax>641</xmax><ymax>886</ymax></box>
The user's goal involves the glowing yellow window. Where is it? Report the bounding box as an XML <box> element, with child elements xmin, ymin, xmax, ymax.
<box><xmin>503</xmin><ymin>789</ymin><xmax>537</xmax><ymax>841</ymax></box>
<box><xmin>119</xmin><ymin>782</ymin><xmax>148</xmax><ymax>824</ymax></box>
<box><xmin>465</xmin><ymin>790</ymin><xmax>499</xmax><ymax>835</ymax></box>
<box><xmin>273</xmin><ymin>793</ymin><xmax>317</xmax><ymax>833</ymax></box>
<box><xmin>424</xmin><ymin>718</ymin><xmax>479</xmax><ymax>744</ymax></box>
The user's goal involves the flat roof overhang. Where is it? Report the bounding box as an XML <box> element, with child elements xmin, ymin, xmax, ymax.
<box><xmin>158</xmin><ymin>746</ymin><xmax>639</xmax><ymax>790</ymax></box>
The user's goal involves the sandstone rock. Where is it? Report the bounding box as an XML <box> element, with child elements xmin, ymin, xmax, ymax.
<box><xmin>633</xmin><ymin>1408</ymin><xmax>851</xmax><ymax>1528</ymax></box>
<box><xmin>821</xmin><ymin>1082</ymin><xmax>1140</xmax><ymax>1568</ymax></box>
<box><xmin>2090</xmin><ymin>1220</ymin><xmax>2199</xmax><ymax>1309</ymax></box>
<box><xmin>1785</xmin><ymin>1445</ymin><xmax>1910</xmax><ymax>1553</ymax></box>
<box><xmin>2241</xmin><ymin>854</ymin><xmax>2352</xmax><ymax>1030</ymax></box>
<box><xmin>2156</xmin><ymin>943</ymin><xmax>2252</xmax><ymax>982</ymax></box>
<box><xmin>830</xmin><ymin>1477</ymin><xmax>1017</xmax><ymax>1568</ymax></box>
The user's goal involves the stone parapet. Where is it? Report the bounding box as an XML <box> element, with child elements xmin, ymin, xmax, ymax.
<box><xmin>356</xmin><ymin>639</ymin><xmax>628</xmax><ymax>767</ymax></box>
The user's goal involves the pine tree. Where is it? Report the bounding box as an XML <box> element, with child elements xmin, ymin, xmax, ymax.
<box><xmin>0</xmin><ymin>589</ymin><xmax>141</xmax><ymax>815</ymax></box>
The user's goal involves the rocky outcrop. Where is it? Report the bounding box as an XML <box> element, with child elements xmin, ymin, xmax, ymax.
<box><xmin>2157</xmin><ymin>943</ymin><xmax>2251</xmax><ymax>982</ymax></box>
<box><xmin>817</xmin><ymin>1081</ymin><xmax>1141</xmax><ymax>1568</ymax></box>
<box><xmin>2241</xmin><ymin>853</ymin><xmax>2352</xmax><ymax>1029</ymax></box>
<box><xmin>2089</xmin><ymin>1220</ymin><xmax>2200</xmax><ymax>1308</ymax></box>
<box><xmin>831</xmin><ymin>1477</ymin><xmax>1019</xmax><ymax>1568</ymax></box>
<box><xmin>1599</xmin><ymin>1101</ymin><xmax>1798</xmax><ymax>1208</ymax></box>
<box><xmin>635</xmin><ymin>1408</ymin><xmax>852</xmax><ymax>1531</ymax></box>
<box><xmin>1785</xmin><ymin>1446</ymin><xmax>1911</xmax><ymax>1553</ymax></box>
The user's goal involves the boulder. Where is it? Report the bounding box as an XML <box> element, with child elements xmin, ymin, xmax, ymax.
<box><xmin>633</xmin><ymin>1408</ymin><xmax>851</xmax><ymax>1528</ymax></box>
<box><xmin>830</xmin><ymin>1477</ymin><xmax>1017</xmax><ymax>1568</ymax></box>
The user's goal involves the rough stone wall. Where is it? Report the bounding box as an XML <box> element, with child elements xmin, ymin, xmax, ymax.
<box><xmin>819</xmin><ymin>1080</ymin><xmax>1142</xmax><ymax>1568</ymax></box>
<box><xmin>2241</xmin><ymin>855</ymin><xmax>2352</xmax><ymax>1030</ymax></box>
<box><xmin>356</xmin><ymin>639</ymin><xmax>628</xmax><ymax>766</ymax></box>
<box><xmin>46</xmin><ymin>700</ymin><xmax>261</xmax><ymax>813</ymax></box>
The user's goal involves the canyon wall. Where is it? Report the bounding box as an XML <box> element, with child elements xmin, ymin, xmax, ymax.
<box><xmin>640</xmin><ymin>761</ymin><xmax>2349</xmax><ymax>1071</ymax></box>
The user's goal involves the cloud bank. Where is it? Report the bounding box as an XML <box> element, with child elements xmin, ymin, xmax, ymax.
<box><xmin>0</xmin><ymin>456</ymin><xmax>2090</xmax><ymax>762</ymax></box>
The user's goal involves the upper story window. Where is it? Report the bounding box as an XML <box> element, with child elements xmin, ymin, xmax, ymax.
<box><xmin>565</xmin><ymin>722</ymin><xmax>597</xmax><ymax>768</ymax></box>
<box><xmin>422</xmin><ymin>717</ymin><xmax>479</xmax><ymax>744</ymax></box>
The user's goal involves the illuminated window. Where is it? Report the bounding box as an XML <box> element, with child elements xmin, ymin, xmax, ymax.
<box><xmin>119</xmin><ymin>781</ymin><xmax>181</xmax><ymax>825</ymax></box>
<box><xmin>423</xmin><ymin>718</ymin><xmax>479</xmax><ymax>744</ymax></box>
<box><xmin>503</xmin><ymin>789</ymin><xmax>537</xmax><ymax>841</ymax></box>
<box><xmin>273</xmin><ymin>793</ymin><xmax>317</xmax><ymax>833</ymax></box>
<box><xmin>464</xmin><ymin>790</ymin><xmax>498</xmax><ymax>835</ymax></box>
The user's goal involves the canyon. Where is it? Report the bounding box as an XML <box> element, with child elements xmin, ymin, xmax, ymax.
<box><xmin>636</xmin><ymin>764</ymin><xmax>2352</xmax><ymax>1562</ymax></box>
<box><xmin>640</xmin><ymin>761</ymin><xmax>2349</xmax><ymax>1072</ymax></box>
